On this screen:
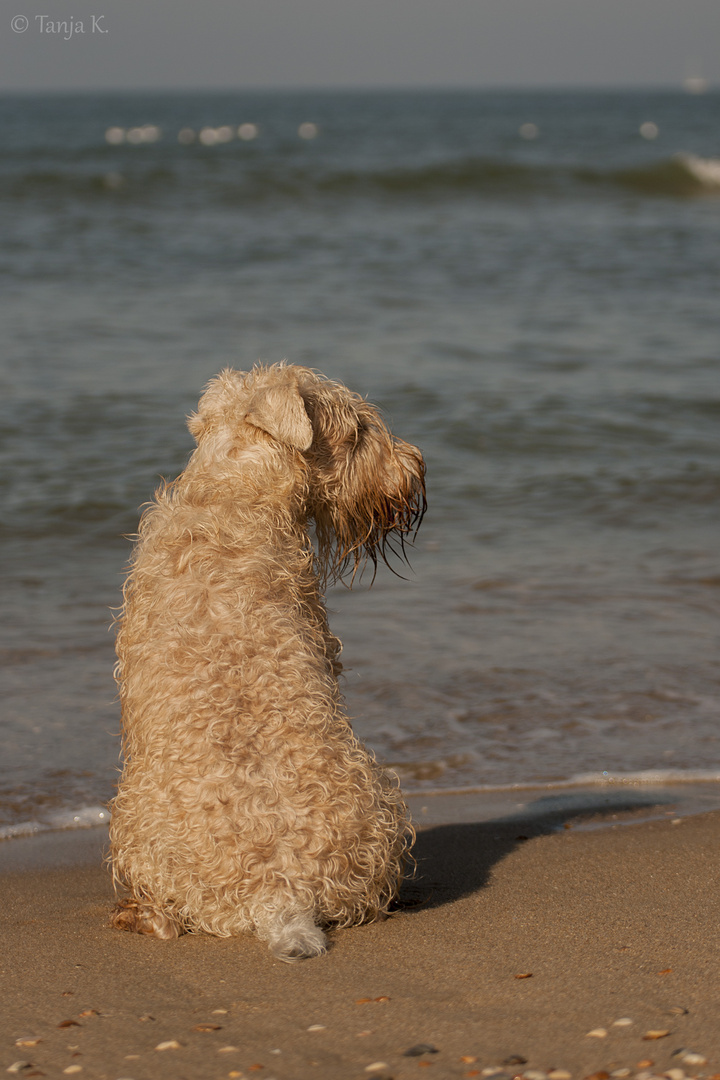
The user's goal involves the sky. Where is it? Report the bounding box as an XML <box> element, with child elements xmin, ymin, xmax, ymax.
<box><xmin>1</xmin><ymin>0</ymin><xmax>719</xmax><ymax>92</ymax></box>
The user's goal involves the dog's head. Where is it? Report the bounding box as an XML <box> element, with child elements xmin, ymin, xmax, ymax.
<box><xmin>188</xmin><ymin>364</ymin><xmax>426</xmax><ymax>583</ymax></box>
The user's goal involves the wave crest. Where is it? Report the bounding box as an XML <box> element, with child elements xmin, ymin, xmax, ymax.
<box><xmin>610</xmin><ymin>153</ymin><xmax>720</xmax><ymax>196</ymax></box>
<box><xmin>4</xmin><ymin>152</ymin><xmax>720</xmax><ymax>204</ymax></box>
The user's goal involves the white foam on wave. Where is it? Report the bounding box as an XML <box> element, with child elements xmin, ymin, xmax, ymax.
<box><xmin>567</xmin><ymin>767</ymin><xmax>720</xmax><ymax>786</ymax></box>
<box><xmin>0</xmin><ymin>804</ymin><xmax>109</xmax><ymax>842</ymax></box>
<box><xmin>675</xmin><ymin>152</ymin><xmax>720</xmax><ymax>187</ymax></box>
<box><xmin>406</xmin><ymin>768</ymin><xmax>720</xmax><ymax>799</ymax></box>
<box><xmin>406</xmin><ymin>771</ymin><xmax>720</xmax><ymax>829</ymax></box>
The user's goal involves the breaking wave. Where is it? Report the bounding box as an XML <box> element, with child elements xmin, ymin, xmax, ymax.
<box><xmin>4</xmin><ymin>152</ymin><xmax>720</xmax><ymax>206</ymax></box>
<box><xmin>609</xmin><ymin>152</ymin><xmax>720</xmax><ymax>196</ymax></box>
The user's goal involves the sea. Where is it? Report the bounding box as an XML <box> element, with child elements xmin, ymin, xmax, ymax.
<box><xmin>1</xmin><ymin>88</ymin><xmax>719</xmax><ymax>840</ymax></box>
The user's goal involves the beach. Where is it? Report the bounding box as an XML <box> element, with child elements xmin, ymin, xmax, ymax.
<box><xmin>3</xmin><ymin>803</ymin><xmax>720</xmax><ymax>1080</ymax></box>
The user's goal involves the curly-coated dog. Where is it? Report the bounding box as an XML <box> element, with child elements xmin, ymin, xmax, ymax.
<box><xmin>109</xmin><ymin>363</ymin><xmax>426</xmax><ymax>961</ymax></box>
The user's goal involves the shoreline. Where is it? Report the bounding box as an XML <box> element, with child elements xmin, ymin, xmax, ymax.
<box><xmin>2</xmin><ymin>797</ymin><xmax>720</xmax><ymax>1079</ymax></box>
<box><xmin>5</xmin><ymin>776</ymin><xmax>720</xmax><ymax>859</ymax></box>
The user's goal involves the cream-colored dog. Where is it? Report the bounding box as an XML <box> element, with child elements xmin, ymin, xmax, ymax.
<box><xmin>109</xmin><ymin>363</ymin><xmax>425</xmax><ymax>961</ymax></box>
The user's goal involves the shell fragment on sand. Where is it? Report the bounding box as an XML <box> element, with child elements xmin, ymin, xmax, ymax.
<box><xmin>403</xmin><ymin>1045</ymin><xmax>439</xmax><ymax>1057</ymax></box>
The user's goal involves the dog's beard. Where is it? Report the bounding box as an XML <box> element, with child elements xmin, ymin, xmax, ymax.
<box><xmin>310</xmin><ymin>441</ymin><xmax>426</xmax><ymax>586</ymax></box>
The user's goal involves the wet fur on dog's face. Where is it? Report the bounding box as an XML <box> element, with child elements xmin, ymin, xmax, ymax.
<box><xmin>299</xmin><ymin>374</ymin><xmax>426</xmax><ymax>583</ymax></box>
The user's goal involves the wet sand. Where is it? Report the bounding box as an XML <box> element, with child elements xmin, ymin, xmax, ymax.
<box><xmin>2</xmin><ymin>805</ymin><xmax>720</xmax><ymax>1080</ymax></box>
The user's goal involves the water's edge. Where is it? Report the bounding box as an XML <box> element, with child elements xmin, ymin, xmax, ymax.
<box><xmin>3</xmin><ymin>776</ymin><xmax>720</xmax><ymax>869</ymax></box>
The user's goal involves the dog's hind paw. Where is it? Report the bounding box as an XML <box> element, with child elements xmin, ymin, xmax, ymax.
<box><xmin>267</xmin><ymin>915</ymin><xmax>328</xmax><ymax>963</ymax></box>
<box><xmin>110</xmin><ymin>897</ymin><xmax>181</xmax><ymax>940</ymax></box>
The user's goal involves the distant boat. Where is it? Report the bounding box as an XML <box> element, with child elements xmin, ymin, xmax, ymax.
<box><xmin>683</xmin><ymin>76</ymin><xmax>709</xmax><ymax>94</ymax></box>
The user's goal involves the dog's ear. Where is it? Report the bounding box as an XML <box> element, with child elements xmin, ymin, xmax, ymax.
<box><xmin>244</xmin><ymin>382</ymin><xmax>313</xmax><ymax>451</ymax></box>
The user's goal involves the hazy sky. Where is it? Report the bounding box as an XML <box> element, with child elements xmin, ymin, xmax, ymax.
<box><xmin>1</xmin><ymin>0</ymin><xmax>718</xmax><ymax>92</ymax></box>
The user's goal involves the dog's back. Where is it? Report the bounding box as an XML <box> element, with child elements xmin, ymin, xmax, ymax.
<box><xmin>110</xmin><ymin>364</ymin><xmax>425</xmax><ymax>960</ymax></box>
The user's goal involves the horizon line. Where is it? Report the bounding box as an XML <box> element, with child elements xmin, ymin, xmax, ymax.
<box><xmin>0</xmin><ymin>81</ymin><xmax>714</xmax><ymax>95</ymax></box>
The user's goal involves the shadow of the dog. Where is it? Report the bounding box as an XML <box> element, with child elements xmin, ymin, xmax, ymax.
<box><xmin>397</xmin><ymin>790</ymin><xmax>677</xmax><ymax>913</ymax></box>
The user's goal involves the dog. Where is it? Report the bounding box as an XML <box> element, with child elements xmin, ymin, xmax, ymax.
<box><xmin>108</xmin><ymin>363</ymin><xmax>426</xmax><ymax>961</ymax></box>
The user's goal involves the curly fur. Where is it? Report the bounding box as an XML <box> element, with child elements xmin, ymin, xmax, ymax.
<box><xmin>108</xmin><ymin>363</ymin><xmax>426</xmax><ymax>961</ymax></box>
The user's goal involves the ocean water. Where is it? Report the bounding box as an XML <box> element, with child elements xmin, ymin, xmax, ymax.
<box><xmin>1</xmin><ymin>89</ymin><xmax>719</xmax><ymax>838</ymax></box>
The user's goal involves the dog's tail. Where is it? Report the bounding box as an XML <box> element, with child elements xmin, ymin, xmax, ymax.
<box><xmin>259</xmin><ymin>909</ymin><xmax>328</xmax><ymax>963</ymax></box>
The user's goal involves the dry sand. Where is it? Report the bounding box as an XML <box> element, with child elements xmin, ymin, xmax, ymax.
<box><xmin>2</xmin><ymin>803</ymin><xmax>720</xmax><ymax>1080</ymax></box>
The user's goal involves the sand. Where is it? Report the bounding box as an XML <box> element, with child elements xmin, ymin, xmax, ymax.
<box><xmin>2</xmin><ymin>803</ymin><xmax>720</xmax><ymax>1080</ymax></box>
